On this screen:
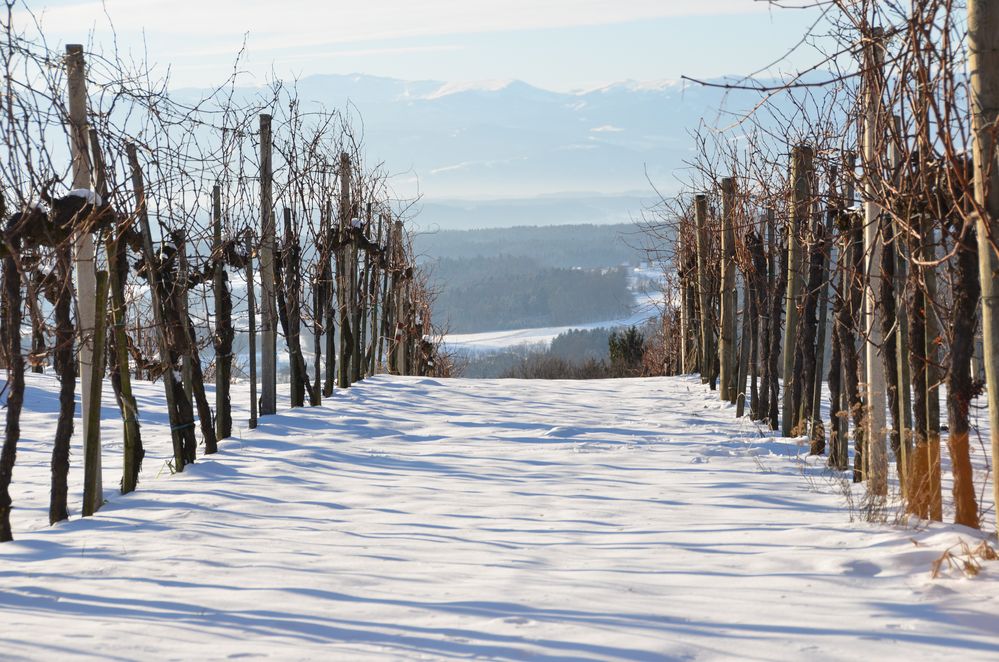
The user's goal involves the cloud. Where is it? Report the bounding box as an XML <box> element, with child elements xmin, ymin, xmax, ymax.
<box><xmin>27</xmin><ymin>0</ymin><xmax>767</xmax><ymax>47</ymax></box>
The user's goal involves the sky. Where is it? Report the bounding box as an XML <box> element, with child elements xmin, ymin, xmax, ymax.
<box><xmin>23</xmin><ymin>0</ymin><xmax>825</xmax><ymax>91</ymax></box>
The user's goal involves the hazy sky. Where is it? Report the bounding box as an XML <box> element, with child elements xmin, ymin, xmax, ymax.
<box><xmin>25</xmin><ymin>0</ymin><xmax>824</xmax><ymax>90</ymax></box>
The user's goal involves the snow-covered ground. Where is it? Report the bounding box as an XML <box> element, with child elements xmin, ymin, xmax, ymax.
<box><xmin>1</xmin><ymin>373</ymin><xmax>997</xmax><ymax>660</ymax></box>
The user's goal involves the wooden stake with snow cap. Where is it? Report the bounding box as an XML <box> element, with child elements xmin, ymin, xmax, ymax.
<box><xmin>65</xmin><ymin>44</ymin><xmax>103</xmax><ymax>510</ymax></box>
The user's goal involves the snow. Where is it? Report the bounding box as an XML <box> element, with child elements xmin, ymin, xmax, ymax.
<box><xmin>65</xmin><ymin>189</ymin><xmax>103</xmax><ymax>206</ymax></box>
<box><xmin>444</xmin><ymin>266</ymin><xmax>664</xmax><ymax>352</ymax></box>
<box><xmin>425</xmin><ymin>79</ymin><xmax>515</xmax><ymax>99</ymax></box>
<box><xmin>443</xmin><ymin>293</ymin><xmax>658</xmax><ymax>352</ymax></box>
<box><xmin>1</xmin><ymin>372</ymin><xmax>997</xmax><ymax>659</ymax></box>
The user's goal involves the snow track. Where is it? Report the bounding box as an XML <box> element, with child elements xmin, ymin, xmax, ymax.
<box><xmin>1</xmin><ymin>374</ymin><xmax>997</xmax><ymax>660</ymax></box>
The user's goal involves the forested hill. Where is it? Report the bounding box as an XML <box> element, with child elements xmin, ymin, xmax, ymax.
<box><xmin>414</xmin><ymin>223</ymin><xmax>648</xmax><ymax>269</ymax></box>
<box><xmin>428</xmin><ymin>256</ymin><xmax>632</xmax><ymax>333</ymax></box>
<box><xmin>416</xmin><ymin>224</ymin><xmax>648</xmax><ymax>333</ymax></box>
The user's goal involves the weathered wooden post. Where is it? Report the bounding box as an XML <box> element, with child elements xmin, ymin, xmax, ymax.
<box><xmin>65</xmin><ymin>43</ymin><xmax>103</xmax><ymax>509</ymax></box>
<box><xmin>862</xmin><ymin>28</ymin><xmax>889</xmax><ymax>497</ymax></box>
<box><xmin>782</xmin><ymin>145</ymin><xmax>812</xmax><ymax>436</ymax></box>
<box><xmin>719</xmin><ymin>177</ymin><xmax>737</xmax><ymax>403</ymax></box>
<box><xmin>694</xmin><ymin>194</ymin><xmax>715</xmax><ymax>387</ymax></box>
<box><xmin>82</xmin><ymin>271</ymin><xmax>108</xmax><ymax>516</ymax></box>
<box><xmin>259</xmin><ymin>114</ymin><xmax>277</xmax><ymax>416</ymax></box>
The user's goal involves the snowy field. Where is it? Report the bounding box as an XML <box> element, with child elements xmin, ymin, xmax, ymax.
<box><xmin>1</xmin><ymin>373</ymin><xmax>998</xmax><ymax>660</ymax></box>
<box><xmin>443</xmin><ymin>268</ymin><xmax>665</xmax><ymax>353</ymax></box>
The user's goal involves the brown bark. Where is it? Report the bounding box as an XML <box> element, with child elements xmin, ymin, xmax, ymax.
<box><xmin>946</xmin><ymin>217</ymin><xmax>981</xmax><ymax>528</ymax></box>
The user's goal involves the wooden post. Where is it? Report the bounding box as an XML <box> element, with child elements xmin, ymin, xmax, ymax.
<box><xmin>782</xmin><ymin>145</ymin><xmax>812</xmax><ymax>436</ymax></box>
<box><xmin>719</xmin><ymin>177</ymin><xmax>737</xmax><ymax>403</ymax></box>
<box><xmin>65</xmin><ymin>44</ymin><xmax>102</xmax><ymax>507</ymax></box>
<box><xmin>968</xmin><ymin>0</ymin><xmax>999</xmax><ymax>534</ymax></box>
<box><xmin>213</xmin><ymin>184</ymin><xmax>233</xmax><ymax>439</ymax></box>
<box><xmin>694</xmin><ymin>195</ymin><xmax>716</xmax><ymax>387</ymax></box>
<box><xmin>82</xmin><ymin>271</ymin><xmax>108</xmax><ymax>516</ymax></box>
<box><xmin>863</xmin><ymin>28</ymin><xmax>888</xmax><ymax>496</ymax></box>
<box><xmin>259</xmin><ymin>114</ymin><xmax>277</xmax><ymax>416</ymax></box>
<box><xmin>246</xmin><ymin>231</ymin><xmax>258</xmax><ymax>429</ymax></box>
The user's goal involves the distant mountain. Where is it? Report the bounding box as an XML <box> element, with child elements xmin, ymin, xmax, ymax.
<box><xmin>174</xmin><ymin>73</ymin><xmax>788</xmax><ymax>227</ymax></box>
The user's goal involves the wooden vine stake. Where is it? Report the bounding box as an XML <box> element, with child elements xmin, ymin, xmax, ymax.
<box><xmin>862</xmin><ymin>27</ymin><xmax>888</xmax><ymax>497</ymax></box>
<box><xmin>65</xmin><ymin>43</ymin><xmax>103</xmax><ymax>508</ymax></box>
<box><xmin>82</xmin><ymin>271</ymin><xmax>109</xmax><ymax>516</ymax></box>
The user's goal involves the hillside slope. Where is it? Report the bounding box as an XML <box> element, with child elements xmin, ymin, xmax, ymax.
<box><xmin>1</xmin><ymin>374</ymin><xmax>997</xmax><ymax>660</ymax></box>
